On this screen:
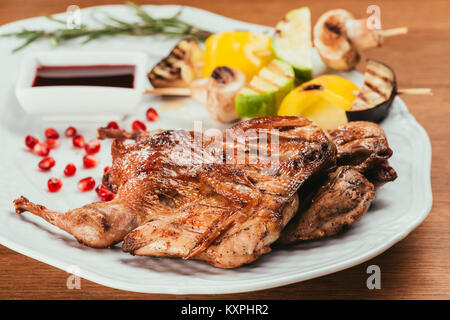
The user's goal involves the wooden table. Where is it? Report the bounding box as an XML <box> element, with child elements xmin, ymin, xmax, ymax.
<box><xmin>0</xmin><ymin>0</ymin><xmax>449</xmax><ymax>300</ymax></box>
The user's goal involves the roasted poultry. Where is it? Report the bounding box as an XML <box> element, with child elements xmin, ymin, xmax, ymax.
<box><xmin>14</xmin><ymin>116</ymin><xmax>336</xmax><ymax>268</ymax></box>
<box><xmin>13</xmin><ymin>117</ymin><xmax>396</xmax><ymax>268</ymax></box>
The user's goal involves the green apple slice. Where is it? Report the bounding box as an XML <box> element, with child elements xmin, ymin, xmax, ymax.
<box><xmin>235</xmin><ymin>60</ymin><xmax>294</xmax><ymax>118</ymax></box>
<box><xmin>272</xmin><ymin>7</ymin><xmax>313</xmax><ymax>84</ymax></box>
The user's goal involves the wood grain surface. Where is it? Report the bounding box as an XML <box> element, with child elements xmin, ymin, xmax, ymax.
<box><xmin>0</xmin><ymin>0</ymin><xmax>449</xmax><ymax>300</ymax></box>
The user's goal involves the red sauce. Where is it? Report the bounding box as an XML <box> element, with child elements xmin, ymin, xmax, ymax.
<box><xmin>32</xmin><ymin>65</ymin><xmax>135</xmax><ymax>88</ymax></box>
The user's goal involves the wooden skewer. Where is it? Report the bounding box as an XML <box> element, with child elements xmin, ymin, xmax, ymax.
<box><xmin>379</xmin><ymin>27</ymin><xmax>408</xmax><ymax>38</ymax></box>
<box><xmin>148</xmin><ymin>86</ymin><xmax>432</xmax><ymax>98</ymax></box>
<box><xmin>352</xmin><ymin>88</ymin><xmax>432</xmax><ymax>96</ymax></box>
<box><xmin>145</xmin><ymin>87</ymin><xmax>191</xmax><ymax>96</ymax></box>
<box><xmin>396</xmin><ymin>88</ymin><xmax>432</xmax><ymax>95</ymax></box>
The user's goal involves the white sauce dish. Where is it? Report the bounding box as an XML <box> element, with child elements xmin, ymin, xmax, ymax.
<box><xmin>15</xmin><ymin>51</ymin><xmax>149</xmax><ymax>122</ymax></box>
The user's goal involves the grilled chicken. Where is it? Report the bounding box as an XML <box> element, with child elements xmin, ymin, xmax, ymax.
<box><xmin>119</xmin><ymin>117</ymin><xmax>336</xmax><ymax>268</ymax></box>
<box><xmin>279</xmin><ymin>121</ymin><xmax>396</xmax><ymax>243</ymax></box>
<box><xmin>279</xmin><ymin>166</ymin><xmax>374</xmax><ymax>243</ymax></box>
<box><xmin>364</xmin><ymin>160</ymin><xmax>398</xmax><ymax>188</ymax></box>
<box><xmin>148</xmin><ymin>38</ymin><xmax>203</xmax><ymax>88</ymax></box>
<box><xmin>14</xmin><ymin>116</ymin><xmax>336</xmax><ymax>268</ymax></box>
<box><xmin>12</xmin><ymin>119</ymin><xmax>396</xmax><ymax>267</ymax></box>
<box><xmin>328</xmin><ymin>121</ymin><xmax>395</xmax><ymax>176</ymax></box>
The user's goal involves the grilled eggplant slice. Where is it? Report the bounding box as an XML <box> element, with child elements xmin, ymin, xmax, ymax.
<box><xmin>148</xmin><ymin>38</ymin><xmax>203</xmax><ymax>88</ymax></box>
<box><xmin>346</xmin><ymin>59</ymin><xmax>396</xmax><ymax>123</ymax></box>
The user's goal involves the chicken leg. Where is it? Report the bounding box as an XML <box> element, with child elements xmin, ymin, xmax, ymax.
<box><xmin>13</xmin><ymin>196</ymin><xmax>138</xmax><ymax>248</ymax></box>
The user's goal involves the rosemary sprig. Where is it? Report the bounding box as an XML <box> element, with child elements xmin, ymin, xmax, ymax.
<box><xmin>0</xmin><ymin>2</ymin><xmax>212</xmax><ymax>52</ymax></box>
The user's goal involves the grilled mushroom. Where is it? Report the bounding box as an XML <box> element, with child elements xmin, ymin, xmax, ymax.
<box><xmin>190</xmin><ymin>67</ymin><xmax>247</xmax><ymax>123</ymax></box>
<box><xmin>202</xmin><ymin>66</ymin><xmax>247</xmax><ymax>123</ymax></box>
<box><xmin>314</xmin><ymin>9</ymin><xmax>408</xmax><ymax>71</ymax></box>
<box><xmin>313</xmin><ymin>9</ymin><xmax>360</xmax><ymax>71</ymax></box>
<box><xmin>148</xmin><ymin>38</ymin><xmax>203</xmax><ymax>88</ymax></box>
<box><xmin>345</xmin><ymin>18</ymin><xmax>382</xmax><ymax>50</ymax></box>
<box><xmin>146</xmin><ymin>66</ymin><xmax>246</xmax><ymax>123</ymax></box>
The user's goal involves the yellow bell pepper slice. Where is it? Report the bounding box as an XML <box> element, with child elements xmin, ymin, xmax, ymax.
<box><xmin>278</xmin><ymin>75</ymin><xmax>359</xmax><ymax>129</ymax></box>
<box><xmin>202</xmin><ymin>31</ymin><xmax>274</xmax><ymax>80</ymax></box>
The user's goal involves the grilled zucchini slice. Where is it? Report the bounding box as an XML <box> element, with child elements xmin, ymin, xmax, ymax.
<box><xmin>235</xmin><ymin>60</ymin><xmax>294</xmax><ymax>118</ymax></box>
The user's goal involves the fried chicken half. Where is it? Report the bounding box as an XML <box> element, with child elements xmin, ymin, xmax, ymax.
<box><xmin>14</xmin><ymin>116</ymin><xmax>336</xmax><ymax>268</ymax></box>
<box><xmin>12</xmin><ymin>119</ymin><xmax>397</xmax><ymax>267</ymax></box>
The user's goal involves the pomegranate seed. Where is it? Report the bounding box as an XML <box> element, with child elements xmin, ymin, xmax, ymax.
<box><xmin>47</xmin><ymin>178</ymin><xmax>62</xmax><ymax>192</ymax></box>
<box><xmin>25</xmin><ymin>135</ymin><xmax>39</xmax><ymax>150</ymax></box>
<box><xmin>107</xmin><ymin>121</ymin><xmax>120</xmax><ymax>129</ymax></box>
<box><xmin>95</xmin><ymin>184</ymin><xmax>108</xmax><ymax>194</ymax></box>
<box><xmin>45</xmin><ymin>128</ymin><xmax>59</xmax><ymax>139</ymax></box>
<box><xmin>65</xmin><ymin>126</ymin><xmax>77</xmax><ymax>137</ymax></box>
<box><xmin>46</xmin><ymin>138</ymin><xmax>60</xmax><ymax>149</ymax></box>
<box><xmin>146</xmin><ymin>107</ymin><xmax>159</xmax><ymax>122</ymax></box>
<box><xmin>38</xmin><ymin>157</ymin><xmax>55</xmax><ymax>171</ymax></box>
<box><xmin>33</xmin><ymin>142</ymin><xmax>50</xmax><ymax>157</ymax></box>
<box><xmin>104</xmin><ymin>166</ymin><xmax>111</xmax><ymax>173</ymax></box>
<box><xmin>95</xmin><ymin>185</ymin><xmax>115</xmax><ymax>201</ymax></box>
<box><xmin>64</xmin><ymin>163</ymin><xmax>77</xmax><ymax>177</ymax></box>
<box><xmin>83</xmin><ymin>155</ymin><xmax>98</xmax><ymax>169</ymax></box>
<box><xmin>78</xmin><ymin>177</ymin><xmax>96</xmax><ymax>192</ymax></box>
<box><xmin>84</xmin><ymin>138</ymin><xmax>101</xmax><ymax>155</ymax></box>
<box><xmin>132</xmin><ymin>120</ymin><xmax>146</xmax><ymax>131</ymax></box>
<box><xmin>72</xmin><ymin>134</ymin><xmax>85</xmax><ymax>148</ymax></box>
<box><xmin>100</xmin><ymin>191</ymin><xmax>115</xmax><ymax>201</ymax></box>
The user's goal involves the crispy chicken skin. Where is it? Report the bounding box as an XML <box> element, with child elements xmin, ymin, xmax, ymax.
<box><xmin>14</xmin><ymin>116</ymin><xmax>336</xmax><ymax>268</ymax></box>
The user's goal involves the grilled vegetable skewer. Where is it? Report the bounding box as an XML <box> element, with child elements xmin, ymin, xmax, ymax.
<box><xmin>146</xmin><ymin>66</ymin><xmax>247</xmax><ymax>123</ymax></box>
<box><xmin>146</xmin><ymin>60</ymin><xmax>295</xmax><ymax>123</ymax></box>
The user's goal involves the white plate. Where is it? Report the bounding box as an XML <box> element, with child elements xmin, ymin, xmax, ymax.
<box><xmin>0</xmin><ymin>5</ymin><xmax>432</xmax><ymax>294</ymax></box>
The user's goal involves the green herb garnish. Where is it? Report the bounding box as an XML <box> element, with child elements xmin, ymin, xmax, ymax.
<box><xmin>0</xmin><ymin>2</ymin><xmax>212</xmax><ymax>52</ymax></box>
